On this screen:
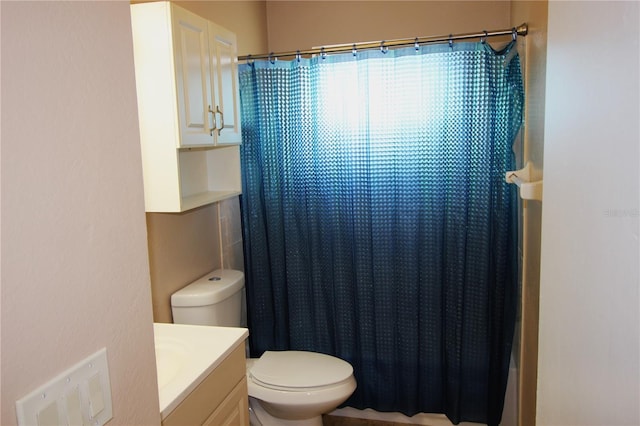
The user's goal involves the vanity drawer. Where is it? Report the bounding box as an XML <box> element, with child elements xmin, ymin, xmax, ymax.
<box><xmin>162</xmin><ymin>343</ymin><xmax>247</xmax><ymax>426</ymax></box>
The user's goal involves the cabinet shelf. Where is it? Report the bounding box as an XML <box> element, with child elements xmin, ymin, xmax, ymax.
<box><xmin>181</xmin><ymin>190</ymin><xmax>242</xmax><ymax>213</ymax></box>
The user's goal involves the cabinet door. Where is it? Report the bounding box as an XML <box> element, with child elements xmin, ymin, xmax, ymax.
<box><xmin>172</xmin><ymin>5</ymin><xmax>215</xmax><ymax>147</ymax></box>
<box><xmin>203</xmin><ymin>377</ymin><xmax>249</xmax><ymax>426</ymax></box>
<box><xmin>209</xmin><ymin>22</ymin><xmax>242</xmax><ymax>145</ymax></box>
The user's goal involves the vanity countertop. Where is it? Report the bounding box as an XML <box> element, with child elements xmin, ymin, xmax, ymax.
<box><xmin>153</xmin><ymin>323</ymin><xmax>248</xmax><ymax>419</ymax></box>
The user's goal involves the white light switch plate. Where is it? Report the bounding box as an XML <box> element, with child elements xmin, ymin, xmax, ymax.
<box><xmin>16</xmin><ymin>348</ymin><xmax>113</xmax><ymax>426</ymax></box>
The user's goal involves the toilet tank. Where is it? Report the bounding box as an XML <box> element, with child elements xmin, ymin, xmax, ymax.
<box><xmin>171</xmin><ymin>269</ymin><xmax>244</xmax><ymax>327</ymax></box>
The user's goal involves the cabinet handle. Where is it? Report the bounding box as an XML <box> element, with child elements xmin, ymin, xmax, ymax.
<box><xmin>215</xmin><ymin>105</ymin><xmax>225</xmax><ymax>136</ymax></box>
<box><xmin>208</xmin><ymin>105</ymin><xmax>217</xmax><ymax>137</ymax></box>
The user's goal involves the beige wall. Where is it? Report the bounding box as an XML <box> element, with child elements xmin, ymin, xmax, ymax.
<box><xmin>145</xmin><ymin>1</ymin><xmax>265</xmax><ymax>323</ymax></box>
<box><xmin>538</xmin><ymin>1</ymin><xmax>639</xmax><ymax>424</ymax></box>
<box><xmin>147</xmin><ymin>198</ymin><xmax>245</xmax><ymax>323</ymax></box>
<box><xmin>1</xmin><ymin>2</ymin><xmax>159</xmax><ymax>425</ymax></box>
<box><xmin>510</xmin><ymin>2</ymin><xmax>548</xmax><ymax>425</ymax></box>
<box><xmin>265</xmin><ymin>1</ymin><xmax>511</xmax><ymax>53</ymax></box>
<box><xmin>147</xmin><ymin>205</ymin><xmax>222</xmax><ymax>323</ymax></box>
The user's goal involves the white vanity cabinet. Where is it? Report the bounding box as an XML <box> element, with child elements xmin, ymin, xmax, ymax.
<box><xmin>130</xmin><ymin>2</ymin><xmax>242</xmax><ymax>212</ymax></box>
<box><xmin>161</xmin><ymin>343</ymin><xmax>249</xmax><ymax>426</ymax></box>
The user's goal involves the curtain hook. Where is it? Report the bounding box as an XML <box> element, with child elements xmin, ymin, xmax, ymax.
<box><xmin>448</xmin><ymin>34</ymin><xmax>453</xmax><ymax>49</ymax></box>
<box><xmin>268</xmin><ymin>52</ymin><xmax>276</xmax><ymax>64</ymax></box>
<box><xmin>320</xmin><ymin>47</ymin><xmax>326</xmax><ymax>60</ymax></box>
<box><xmin>352</xmin><ymin>44</ymin><xmax>357</xmax><ymax>57</ymax></box>
<box><xmin>380</xmin><ymin>41</ymin><xmax>388</xmax><ymax>54</ymax></box>
<box><xmin>481</xmin><ymin>30</ymin><xmax>488</xmax><ymax>44</ymax></box>
<box><xmin>512</xmin><ymin>27</ymin><xmax>518</xmax><ymax>41</ymax></box>
<box><xmin>246</xmin><ymin>54</ymin><xmax>254</xmax><ymax>66</ymax></box>
<box><xmin>414</xmin><ymin>37</ymin><xmax>420</xmax><ymax>51</ymax></box>
<box><xmin>296</xmin><ymin>50</ymin><xmax>301</xmax><ymax>63</ymax></box>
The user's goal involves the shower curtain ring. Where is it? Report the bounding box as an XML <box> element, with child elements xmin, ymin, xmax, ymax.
<box><xmin>414</xmin><ymin>37</ymin><xmax>420</xmax><ymax>51</ymax></box>
<box><xmin>268</xmin><ymin>52</ymin><xmax>276</xmax><ymax>64</ymax></box>
<box><xmin>512</xmin><ymin>28</ymin><xmax>518</xmax><ymax>41</ymax></box>
<box><xmin>320</xmin><ymin>47</ymin><xmax>326</xmax><ymax>59</ymax></box>
<box><xmin>481</xmin><ymin>30</ymin><xmax>488</xmax><ymax>44</ymax></box>
<box><xmin>352</xmin><ymin>44</ymin><xmax>357</xmax><ymax>57</ymax></box>
<box><xmin>380</xmin><ymin>41</ymin><xmax>388</xmax><ymax>54</ymax></box>
<box><xmin>448</xmin><ymin>34</ymin><xmax>453</xmax><ymax>49</ymax></box>
<box><xmin>296</xmin><ymin>50</ymin><xmax>301</xmax><ymax>63</ymax></box>
<box><xmin>246</xmin><ymin>54</ymin><xmax>255</xmax><ymax>66</ymax></box>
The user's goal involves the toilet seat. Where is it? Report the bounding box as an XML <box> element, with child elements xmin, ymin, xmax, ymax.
<box><xmin>249</xmin><ymin>351</ymin><xmax>354</xmax><ymax>391</ymax></box>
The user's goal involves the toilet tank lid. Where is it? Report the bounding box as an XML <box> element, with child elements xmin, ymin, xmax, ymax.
<box><xmin>171</xmin><ymin>269</ymin><xmax>244</xmax><ymax>307</ymax></box>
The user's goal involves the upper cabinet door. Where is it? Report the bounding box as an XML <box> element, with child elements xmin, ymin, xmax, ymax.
<box><xmin>172</xmin><ymin>6</ymin><xmax>215</xmax><ymax>147</ymax></box>
<box><xmin>209</xmin><ymin>22</ymin><xmax>242</xmax><ymax>145</ymax></box>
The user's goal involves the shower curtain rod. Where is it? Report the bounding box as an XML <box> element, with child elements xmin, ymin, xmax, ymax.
<box><xmin>238</xmin><ymin>23</ymin><xmax>528</xmax><ymax>61</ymax></box>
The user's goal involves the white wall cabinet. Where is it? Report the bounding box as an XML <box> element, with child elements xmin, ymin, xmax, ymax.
<box><xmin>131</xmin><ymin>1</ymin><xmax>242</xmax><ymax>212</ymax></box>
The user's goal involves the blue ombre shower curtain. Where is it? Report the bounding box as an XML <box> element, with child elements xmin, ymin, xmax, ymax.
<box><xmin>239</xmin><ymin>41</ymin><xmax>523</xmax><ymax>426</ymax></box>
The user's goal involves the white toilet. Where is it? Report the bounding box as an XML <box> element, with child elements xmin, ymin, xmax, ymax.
<box><xmin>171</xmin><ymin>269</ymin><xmax>357</xmax><ymax>426</ymax></box>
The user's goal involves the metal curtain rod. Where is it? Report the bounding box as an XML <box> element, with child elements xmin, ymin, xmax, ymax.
<box><xmin>238</xmin><ymin>23</ymin><xmax>528</xmax><ymax>61</ymax></box>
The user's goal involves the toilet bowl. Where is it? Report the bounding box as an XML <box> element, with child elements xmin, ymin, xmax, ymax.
<box><xmin>170</xmin><ymin>269</ymin><xmax>357</xmax><ymax>425</ymax></box>
<box><xmin>246</xmin><ymin>351</ymin><xmax>357</xmax><ymax>426</ymax></box>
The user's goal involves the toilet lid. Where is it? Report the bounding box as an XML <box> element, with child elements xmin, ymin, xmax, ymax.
<box><xmin>250</xmin><ymin>351</ymin><xmax>353</xmax><ymax>389</ymax></box>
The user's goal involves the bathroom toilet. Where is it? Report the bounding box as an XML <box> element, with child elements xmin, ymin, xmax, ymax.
<box><xmin>171</xmin><ymin>269</ymin><xmax>357</xmax><ymax>426</ymax></box>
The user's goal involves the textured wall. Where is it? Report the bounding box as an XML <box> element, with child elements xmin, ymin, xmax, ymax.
<box><xmin>265</xmin><ymin>1</ymin><xmax>510</xmax><ymax>54</ymax></box>
<box><xmin>146</xmin><ymin>205</ymin><xmax>222</xmax><ymax>323</ymax></box>
<box><xmin>1</xmin><ymin>2</ymin><xmax>159</xmax><ymax>424</ymax></box>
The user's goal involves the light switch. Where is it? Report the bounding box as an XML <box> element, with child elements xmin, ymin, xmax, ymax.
<box><xmin>36</xmin><ymin>401</ymin><xmax>59</xmax><ymax>426</ymax></box>
<box><xmin>64</xmin><ymin>387</ymin><xmax>83</xmax><ymax>426</ymax></box>
<box><xmin>16</xmin><ymin>348</ymin><xmax>112</xmax><ymax>426</ymax></box>
<box><xmin>88</xmin><ymin>374</ymin><xmax>105</xmax><ymax>418</ymax></box>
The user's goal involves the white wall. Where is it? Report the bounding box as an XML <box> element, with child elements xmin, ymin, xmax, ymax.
<box><xmin>1</xmin><ymin>2</ymin><xmax>160</xmax><ymax>424</ymax></box>
<box><xmin>537</xmin><ymin>2</ymin><xmax>639</xmax><ymax>425</ymax></box>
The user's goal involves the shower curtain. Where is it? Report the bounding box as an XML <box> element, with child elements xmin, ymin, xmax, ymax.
<box><xmin>239</xmin><ymin>41</ymin><xmax>523</xmax><ymax>426</ymax></box>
